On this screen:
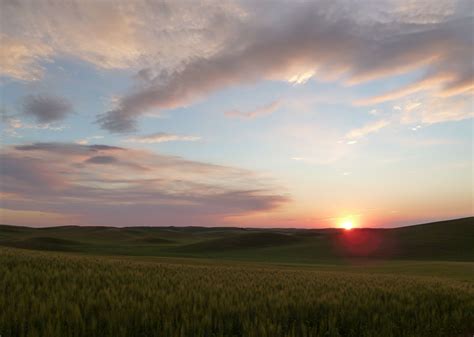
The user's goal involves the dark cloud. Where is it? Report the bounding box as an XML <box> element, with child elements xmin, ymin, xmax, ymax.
<box><xmin>15</xmin><ymin>143</ymin><xmax>123</xmax><ymax>156</ymax></box>
<box><xmin>1</xmin><ymin>142</ymin><xmax>289</xmax><ymax>226</ymax></box>
<box><xmin>22</xmin><ymin>95</ymin><xmax>73</xmax><ymax>123</ymax></box>
<box><xmin>96</xmin><ymin>110</ymin><xmax>137</xmax><ymax>133</ymax></box>
<box><xmin>85</xmin><ymin>156</ymin><xmax>118</xmax><ymax>164</ymax></box>
<box><xmin>98</xmin><ymin>1</ymin><xmax>474</xmax><ymax>132</ymax></box>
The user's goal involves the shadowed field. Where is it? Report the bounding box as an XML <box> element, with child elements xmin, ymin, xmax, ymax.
<box><xmin>0</xmin><ymin>217</ymin><xmax>473</xmax><ymax>262</ymax></box>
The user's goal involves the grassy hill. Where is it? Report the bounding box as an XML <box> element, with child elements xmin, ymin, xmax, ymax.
<box><xmin>0</xmin><ymin>217</ymin><xmax>472</xmax><ymax>262</ymax></box>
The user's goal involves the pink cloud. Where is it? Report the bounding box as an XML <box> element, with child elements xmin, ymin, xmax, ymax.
<box><xmin>1</xmin><ymin>142</ymin><xmax>289</xmax><ymax>226</ymax></box>
<box><xmin>96</xmin><ymin>2</ymin><xmax>473</xmax><ymax>132</ymax></box>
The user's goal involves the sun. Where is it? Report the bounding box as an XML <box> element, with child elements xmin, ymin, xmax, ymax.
<box><xmin>340</xmin><ymin>219</ymin><xmax>354</xmax><ymax>230</ymax></box>
<box><xmin>342</xmin><ymin>220</ymin><xmax>353</xmax><ymax>230</ymax></box>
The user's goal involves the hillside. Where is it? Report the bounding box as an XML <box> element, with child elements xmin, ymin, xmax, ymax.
<box><xmin>0</xmin><ymin>217</ymin><xmax>472</xmax><ymax>262</ymax></box>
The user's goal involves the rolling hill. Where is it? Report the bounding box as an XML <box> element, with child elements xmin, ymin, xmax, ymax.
<box><xmin>0</xmin><ymin>217</ymin><xmax>472</xmax><ymax>262</ymax></box>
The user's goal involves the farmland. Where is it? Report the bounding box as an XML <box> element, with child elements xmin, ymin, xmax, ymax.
<box><xmin>0</xmin><ymin>217</ymin><xmax>473</xmax><ymax>337</ymax></box>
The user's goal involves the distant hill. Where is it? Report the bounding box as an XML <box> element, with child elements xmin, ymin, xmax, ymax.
<box><xmin>180</xmin><ymin>232</ymin><xmax>302</xmax><ymax>252</ymax></box>
<box><xmin>0</xmin><ymin>217</ymin><xmax>472</xmax><ymax>262</ymax></box>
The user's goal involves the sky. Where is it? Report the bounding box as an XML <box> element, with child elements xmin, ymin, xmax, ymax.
<box><xmin>0</xmin><ymin>0</ymin><xmax>472</xmax><ymax>228</ymax></box>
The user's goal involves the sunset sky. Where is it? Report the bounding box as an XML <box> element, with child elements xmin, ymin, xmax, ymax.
<box><xmin>1</xmin><ymin>0</ymin><xmax>472</xmax><ymax>228</ymax></box>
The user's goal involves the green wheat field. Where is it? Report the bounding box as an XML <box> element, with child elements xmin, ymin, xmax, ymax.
<box><xmin>1</xmin><ymin>217</ymin><xmax>473</xmax><ymax>337</ymax></box>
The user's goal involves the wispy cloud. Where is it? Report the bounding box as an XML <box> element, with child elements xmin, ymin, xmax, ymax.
<box><xmin>75</xmin><ymin>136</ymin><xmax>104</xmax><ymax>145</ymax></box>
<box><xmin>399</xmin><ymin>96</ymin><xmax>473</xmax><ymax>125</ymax></box>
<box><xmin>353</xmin><ymin>73</ymin><xmax>456</xmax><ymax>106</ymax></box>
<box><xmin>124</xmin><ymin>132</ymin><xmax>201</xmax><ymax>144</ymax></box>
<box><xmin>345</xmin><ymin>92</ymin><xmax>473</xmax><ymax>142</ymax></box>
<box><xmin>94</xmin><ymin>1</ymin><xmax>473</xmax><ymax>132</ymax></box>
<box><xmin>346</xmin><ymin>119</ymin><xmax>391</xmax><ymax>140</ymax></box>
<box><xmin>225</xmin><ymin>100</ymin><xmax>282</xmax><ymax>119</ymax></box>
<box><xmin>1</xmin><ymin>115</ymin><xmax>67</xmax><ymax>137</ymax></box>
<box><xmin>1</xmin><ymin>142</ymin><xmax>288</xmax><ymax>226</ymax></box>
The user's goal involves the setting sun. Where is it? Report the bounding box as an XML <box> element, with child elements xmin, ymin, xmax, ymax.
<box><xmin>340</xmin><ymin>219</ymin><xmax>355</xmax><ymax>230</ymax></box>
<box><xmin>342</xmin><ymin>221</ymin><xmax>353</xmax><ymax>230</ymax></box>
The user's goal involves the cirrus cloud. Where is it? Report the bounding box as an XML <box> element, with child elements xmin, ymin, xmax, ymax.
<box><xmin>346</xmin><ymin>119</ymin><xmax>391</xmax><ymax>140</ymax></box>
<box><xmin>225</xmin><ymin>100</ymin><xmax>282</xmax><ymax>119</ymax></box>
<box><xmin>124</xmin><ymin>132</ymin><xmax>201</xmax><ymax>144</ymax></box>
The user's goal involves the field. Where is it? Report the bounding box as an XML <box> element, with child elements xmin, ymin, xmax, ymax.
<box><xmin>0</xmin><ymin>218</ymin><xmax>473</xmax><ymax>337</ymax></box>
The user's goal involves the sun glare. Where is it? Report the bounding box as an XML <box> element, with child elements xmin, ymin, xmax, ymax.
<box><xmin>340</xmin><ymin>219</ymin><xmax>354</xmax><ymax>230</ymax></box>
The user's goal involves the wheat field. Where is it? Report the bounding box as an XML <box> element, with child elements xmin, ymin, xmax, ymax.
<box><xmin>1</xmin><ymin>248</ymin><xmax>472</xmax><ymax>337</ymax></box>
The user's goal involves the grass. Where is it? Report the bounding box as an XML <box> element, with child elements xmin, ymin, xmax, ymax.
<box><xmin>1</xmin><ymin>247</ymin><xmax>473</xmax><ymax>337</ymax></box>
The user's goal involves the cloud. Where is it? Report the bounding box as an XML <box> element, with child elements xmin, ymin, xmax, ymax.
<box><xmin>22</xmin><ymin>95</ymin><xmax>73</xmax><ymax>123</ymax></box>
<box><xmin>96</xmin><ymin>0</ymin><xmax>473</xmax><ymax>132</ymax></box>
<box><xmin>15</xmin><ymin>143</ymin><xmax>123</xmax><ymax>156</ymax></box>
<box><xmin>399</xmin><ymin>95</ymin><xmax>473</xmax><ymax>125</ymax></box>
<box><xmin>75</xmin><ymin>136</ymin><xmax>104</xmax><ymax>145</ymax></box>
<box><xmin>353</xmin><ymin>73</ymin><xmax>456</xmax><ymax>106</ymax></box>
<box><xmin>344</xmin><ymin>92</ymin><xmax>472</xmax><ymax>141</ymax></box>
<box><xmin>1</xmin><ymin>0</ymin><xmax>245</xmax><ymax>80</ymax></box>
<box><xmin>124</xmin><ymin>132</ymin><xmax>200</xmax><ymax>144</ymax></box>
<box><xmin>2</xmin><ymin>1</ymin><xmax>471</xmax><ymax>132</ymax></box>
<box><xmin>346</xmin><ymin>119</ymin><xmax>391</xmax><ymax>140</ymax></box>
<box><xmin>0</xmin><ymin>154</ymin><xmax>65</xmax><ymax>189</ymax></box>
<box><xmin>85</xmin><ymin>155</ymin><xmax>118</xmax><ymax>164</ymax></box>
<box><xmin>369</xmin><ymin>109</ymin><xmax>379</xmax><ymax>116</ymax></box>
<box><xmin>1</xmin><ymin>114</ymin><xmax>67</xmax><ymax>137</ymax></box>
<box><xmin>0</xmin><ymin>35</ymin><xmax>53</xmax><ymax>81</ymax></box>
<box><xmin>225</xmin><ymin>100</ymin><xmax>281</xmax><ymax>119</ymax></box>
<box><xmin>0</xmin><ymin>142</ymin><xmax>288</xmax><ymax>226</ymax></box>
<box><xmin>345</xmin><ymin>92</ymin><xmax>472</xmax><ymax>141</ymax></box>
